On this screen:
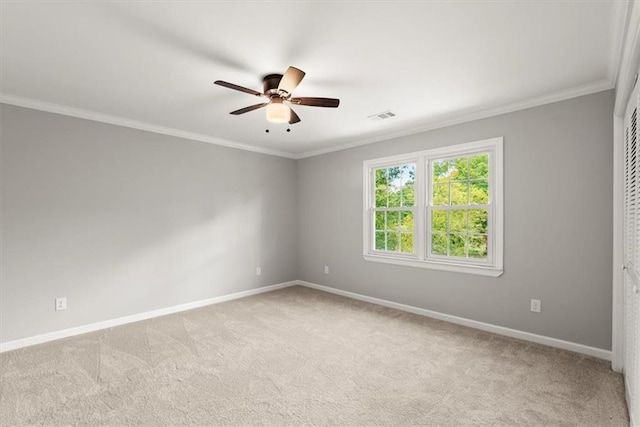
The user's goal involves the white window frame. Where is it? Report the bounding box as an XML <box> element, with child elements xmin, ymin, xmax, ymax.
<box><xmin>363</xmin><ymin>137</ymin><xmax>504</xmax><ymax>277</ymax></box>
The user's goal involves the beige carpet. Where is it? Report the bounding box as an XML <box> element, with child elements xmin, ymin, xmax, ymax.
<box><xmin>0</xmin><ymin>286</ymin><xmax>629</xmax><ymax>426</ymax></box>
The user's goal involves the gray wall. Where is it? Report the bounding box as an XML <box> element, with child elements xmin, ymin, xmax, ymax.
<box><xmin>1</xmin><ymin>90</ymin><xmax>615</xmax><ymax>350</ymax></box>
<box><xmin>1</xmin><ymin>104</ymin><xmax>298</xmax><ymax>343</ymax></box>
<box><xmin>297</xmin><ymin>90</ymin><xmax>614</xmax><ymax>350</ymax></box>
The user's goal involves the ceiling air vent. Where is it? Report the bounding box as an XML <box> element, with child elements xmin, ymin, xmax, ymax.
<box><xmin>368</xmin><ymin>110</ymin><xmax>396</xmax><ymax>121</ymax></box>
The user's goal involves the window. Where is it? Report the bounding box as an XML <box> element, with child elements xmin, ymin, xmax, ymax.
<box><xmin>363</xmin><ymin>137</ymin><xmax>503</xmax><ymax>276</ymax></box>
<box><xmin>373</xmin><ymin>164</ymin><xmax>416</xmax><ymax>254</ymax></box>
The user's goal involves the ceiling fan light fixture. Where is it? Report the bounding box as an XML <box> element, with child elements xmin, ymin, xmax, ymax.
<box><xmin>214</xmin><ymin>66</ymin><xmax>340</xmax><ymax>126</ymax></box>
<box><xmin>266</xmin><ymin>99</ymin><xmax>290</xmax><ymax>123</ymax></box>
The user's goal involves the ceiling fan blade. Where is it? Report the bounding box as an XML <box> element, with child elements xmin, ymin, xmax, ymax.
<box><xmin>214</xmin><ymin>80</ymin><xmax>264</xmax><ymax>97</ymax></box>
<box><xmin>230</xmin><ymin>103</ymin><xmax>269</xmax><ymax>115</ymax></box>
<box><xmin>290</xmin><ymin>97</ymin><xmax>340</xmax><ymax>108</ymax></box>
<box><xmin>278</xmin><ymin>66</ymin><xmax>305</xmax><ymax>95</ymax></box>
<box><xmin>289</xmin><ymin>108</ymin><xmax>301</xmax><ymax>124</ymax></box>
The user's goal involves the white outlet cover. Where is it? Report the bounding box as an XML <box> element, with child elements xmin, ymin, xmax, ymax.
<box><xmin>530</xmin><ymin>299</ymin><xmax>541</xmax><ymax>313</ymax></box>
<box><xmin>55</xmin><ymin>297</ymin><xmax>67</xmax><ymax>311</ymax></box>
<box><xmin>256</xmin><ymin>267</ymin><xmax>261</xmax><ymax>276</ymax></box>
<box><xmin>324</xmin><ymin>266</ymin><xmax>329</xmax><ymax>274</ymax></box>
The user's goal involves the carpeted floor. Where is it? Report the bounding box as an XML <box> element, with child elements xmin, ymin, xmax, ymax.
<box><xmin>0</xmin><ymin>286</ymin><xmax>629</xmax><ymax>425</ymax></box>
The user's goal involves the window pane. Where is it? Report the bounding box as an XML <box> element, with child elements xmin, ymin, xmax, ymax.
<box><xmin>387</xmin><ymin>211</ymin><xmax>400</xmax><ymax>230</ymax></box>
<box><xmin>400</xmin><ymin>233</ymin><xmax>414</xmax><ymax>253</ymax></box>
<box><xmin>449</xmin><ymin>210</ymin><xmax>467</xmax><ymax>233</ymax></box>
<box><xmin>386</xmin><ymin>166</ymin><xmax>402</xmax><ymax>208</ymax></box>
<box><xmin>375</xmin><ymin>164</ymin><xmax>416</xmax><ymax>208</ymax></box>
<box><xmin>387</xmin><ymin>186</ymin><xmax>401</xmax><ymax>207</ymax></box>
<box><xmin>469</xmin><ymin>154</ymin><xmax>489</xmax><ymax>180</ymax></box>
<box><xmin>400</xmin><ymin>211</ymin><xmax>414</xmax><ymax>232</ymax></box>
<box><xmin>375</xmin><ymin>232</ymin><xmax>386</xmax><ymax>251</ymax></box>
<box><xmin>470</xmin><ymin>180</ymin><xmax>489</xmax><ymax>204</ymax></box>
<box><xmin>401</xmin><ymin>185</ymin><xmax>414</xmax><ymax>207</ymax></box>
<box><xmin>375</xmin><ymin>168</ymin><xmax>387</xmax><ymax>187</ymax></box>
<box><xmin>431</xmin><ymin>210</ymin><xmax>447</xmax><ymax>232</ymax></box>
<box><xmin>433</xmin><ymin>183</ymin><xmax>449</xmax><ymax>205</ymax></box>
<box><xmin>431</xmin><ymin>233</ymin><xmax>447</xmax><ymax>255</ymax></box>
<box><xmin>387</xmin><ymin>232</ymin><xmax>400</xmax><ymax>251</ymax></box>
<box><xmin>375</xmin><ymin>211</ymin><xmax>385</xmax><ymax>230</ymax></box>
<box><xmin>451</xmin><ymin>182</ymin><xmax>469</xmax><ymax>205</ymax></box>
<box><xmin>469</xmin><ymin>234</ymin><xmax>488</xmax><ymax>258</ymax></box>
<box><xmin>432</xmin><ymin>160</ymin><xmax>449</xmax><ymax>182</ymax></box>
<box><xmin>401</xmin><ymin>164</ymin><xmax>415</xmax><ymax>184</ymax></box>
<box><xmin>468</xmin><ymin>209</ymin><xmax>488</xmax><ymax>234</ymax></box>
<box><xmin>450</xmin><ymin>157</ymin><xmax>469</xmax><ymax>181</ymax></box>
<box><xmin>401</xmin><ymin>164</ymin><xmax>416</xmax><ymax>207</ymax></box>
<box><xmin>387</xmin><ymin>166</ymin><xmax>401</xmax><ymax>182</ymax></box>
<box><xmin>375</xmin><ymin>187</ymin><xmax>388</xmax><ymax>208</ymax></box>
<box><xmin>449</xmin><ymin>234</ymin><xmax>466</xmax><ymax>257</ymax></box>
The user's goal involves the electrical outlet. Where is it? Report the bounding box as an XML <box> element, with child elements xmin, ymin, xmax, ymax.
<box><xmin>55</xmin><ymin>297</ymin><xmax>67</xmax><ymax>311</ymax></box>
<box><xmin>256</xmin><ymin>267</ymin><xmax>261</xmax><ymax>276</ymax></box>
<box><xmin>530</xmin><ymin>299</ymin><xmax>541</xmax><ymax>313</ymax></box>
<box><xmin>324</xmin><ymin>266</ymin><xmax>329</xmax><ymax>274</ymax></box>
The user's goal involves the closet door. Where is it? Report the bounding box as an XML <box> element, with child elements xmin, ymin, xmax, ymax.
<box><xmin>624</xmin><ymin>81</ymin><xmax>640</xmax><ymax>423</ymax></box>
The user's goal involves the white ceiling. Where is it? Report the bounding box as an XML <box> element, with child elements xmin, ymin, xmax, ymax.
<box><xmin>0</xmin><ymin>1</ymin><xmax>626</xmax><ymax>158</ymax></box>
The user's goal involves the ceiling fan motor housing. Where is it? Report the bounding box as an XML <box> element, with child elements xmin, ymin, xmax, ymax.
<box><xmin>263</xmin><ymin>74</ymin><xmax>283</xmax><ymax>95</ymax></box>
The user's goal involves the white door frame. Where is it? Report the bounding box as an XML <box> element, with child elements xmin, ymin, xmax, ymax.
<box><xmin>612</xmin><ymin>0</ymin><xmax>639</xmax><ymax>374</ymax></box>
<box><xmin>613</xmin><ymin>114</ymin><xmax>624</xmax><ymax>373</ymax></box>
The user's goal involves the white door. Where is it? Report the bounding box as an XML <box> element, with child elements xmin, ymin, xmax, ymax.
<box><xmin>624</xmin><ymin>79</ymin><xmax>640</xmax><ymax>424</ymax></box>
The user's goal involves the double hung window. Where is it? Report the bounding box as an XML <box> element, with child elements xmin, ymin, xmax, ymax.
<box><xmin>363</xmin><ymin>137</ymin><xmax>503</xmax><ymax>276</ymax></box>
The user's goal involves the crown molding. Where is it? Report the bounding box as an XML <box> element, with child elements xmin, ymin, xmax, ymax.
<box><xmin>293</xmin><ymin>79</ymin><xmax>614</xmax><ymax>159</ymax></box>
<box><xmin>1</xmin><ymin>78</ymin><xmax>615</xmax><ymax>162</ymax></box>
<box><xmin>0</xmin><ymin>93</ymin><xmax>296</xmax><ymax>159</ymax></box>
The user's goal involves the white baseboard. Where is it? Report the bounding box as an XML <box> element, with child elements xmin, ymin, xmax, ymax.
<box><xmin>298</xmin><ymin>280</ymin><xmax>612</xmax><ymax>361</ymax></box>
<box><xmin>628</xmin><ymin>384</ymin><xmax>637</xmax><ymax>427</ymax></box>
<box><xmin>1</xmin><ymin>279</ymin><xmax>613</xmax><ymax>361</ymax></box>
<box><xmin>0</xmin><ymin>281</ymin><xmax>298</xmax><ymax>353</ymax></box>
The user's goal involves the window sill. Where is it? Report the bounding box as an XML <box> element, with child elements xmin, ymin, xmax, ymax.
<box><xmin>363</xmin><ymin>254</ymin><xmax>504</xmax><ymax>277</ymax></box>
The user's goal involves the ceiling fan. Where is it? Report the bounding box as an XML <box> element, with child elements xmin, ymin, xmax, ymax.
<box><xmin>214</xmin><ymin>66</ymin><xmax>340</xmax><ymax>126</ymax></box>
